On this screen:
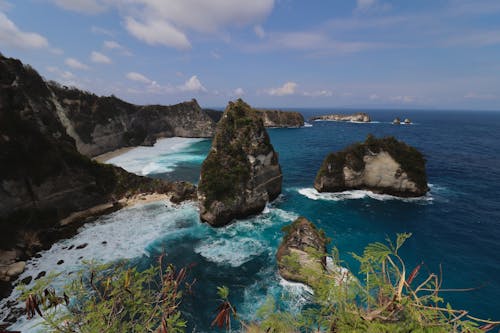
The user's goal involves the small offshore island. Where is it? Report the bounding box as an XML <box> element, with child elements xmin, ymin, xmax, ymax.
<box><xmin>310</xmin><ymin>112</ymin><xmax>371</xmax><ymax>123</ymax></box>
<box><xmin>314</xmin><ymin>135</ymin><xmax>429</xmax><ymax>197</ymax></box>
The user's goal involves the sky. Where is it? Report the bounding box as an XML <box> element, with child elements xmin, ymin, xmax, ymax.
<box><xmin>0</xmin><ymin>0</ymin><xmax>499</xmax><ymax>110</ymax></box>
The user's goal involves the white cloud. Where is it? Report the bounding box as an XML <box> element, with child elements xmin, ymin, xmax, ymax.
<box><xmin>56</xmin><ymin>0</ymin><xmax>275</xmax><ymax>49</ymax></box>
<box><xmin>464</xmin><ymin>92</ymin><xmax>497</xmax><ymax>100</ymax></box>
<box><xmin>91</xmin><ymin>25</ymin><xmax>114</xmax><ymax>36</ymax></box>
<box><xmin>65</xmin><ymin>57</ymin><xmax>90</xmax><ymax>70</ymax></box>
<box><xmin>234</xmin><ymin>87</ymin><xmax>245</xmax><ymax>96</ymax></box>
<box><xmin>369</xmin><ymin>93</ymin><xmax>380</xmax><ymax>100</ymax></box>
<box><xmin>0</xmin><ymin>12</ymin><xmax>49</xmax><ymax>49</ymax></box>
<box><xmin>103</xmin><ymin>40</ymin><xmax>132</xmax><ymax>56</ymax></box>
<box><xmin>267</xmin><ymin>82</ymin><xmax>298</xmax><ymax>96</ymax></box>
<box><xmin>303</xmin><ymin>90</ymin><xmax>333</xmax><ymax>97</ymax></box>
<box><xmin>125</xmin><ymin>16</ymin><xmax>191</xmax><ymax>50</ymax></box>
<box><xmin>179</xmin><ymin>75</ymin><xmax>207</xmax><ymax>92</ymax></box>
<box><xmin>126</xmin><ymin>72</ymin><xmax>152</xmax><ymax>84</ymax></box>
<box><xmin>210</xmin><ymin>50</ymin><xmax>221</xmax><ymax>59</ymax></box>
<box><xmin>254</xmin><ymin>25</ymin><xmax>266</xmax><ymax>38</ymax></box>
<box><xmin>355</xmin><ymin>0</ymin><xmax>391</xmax><ymax>12</ymax></box>
<box><xmin>391</xmin><ymin>95</ymin><xmax>414</xmax><ymax>103</ymax></box>
<box><xmin>356</xmin><ymin>0</ymin><xmax>376</xmax><ymax>10</ymax></box>
<box><xmin>90</xmin><ymin>51</ymin><xmax>112</xmax><ymax>64</ymax></box>
<box><xmin>51</xmin><ymin>0</ymin><xmax>107</xmax><ymax>14</ymax></box>
<box><xmin>47</xmin><ymin>66</ymin><xmax>75</xmax><ymax>80</ymax></box>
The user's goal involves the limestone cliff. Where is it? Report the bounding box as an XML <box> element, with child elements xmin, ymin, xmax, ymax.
<box><xmin>276</xmin><ymin>217</ymin><xmax>329</xmax><ymax>285</ymax></box>
<box><xmin>311</xmin><ymin>112</ymin><xmax>371</xmax><ymax>122</ymax></box>
<box><xmin>49</xmin><ymin>83</ymin><xmax>215</xmax><ymax>157</ymax></box>
<box><xmin>202</xmin><ymin>108</ymin><xmax>304</xmax><ymax>128</ymax></box>
<box><xmin>254</xmin><ymin>109</ymin><xmax>304</xmax><ymax>128</ymax></box>
<box><xmin>0</xmin><ymin>55</ymin><xmax>196</xmax><ymax>251</ymax></box>
<box><xmin>314</xmin><ymin>135</ymin><xmax>429</xmax><ymax>197</ymax></box>
<box><xmin>197</xmin><ymin>99</ymin><xmax>282</xmax><ymax>226</ymax></box>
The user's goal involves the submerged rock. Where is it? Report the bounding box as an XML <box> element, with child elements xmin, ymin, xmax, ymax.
<box><xmin>198</xmin><ymin>99</ymin><xmax>282</xmax><ymax>226</ymax></box>
<box><xmin>276</xmin><ymin>217</ymin><xmax>329</xmax><ymax>286</ymax></box>
<box><xmin>311</xmin><ymin>112</ymin><xmax>371</xmax><ymax>123</ymax></box>
<box><xmin>314</xmin><ymin>135</ymin><xmax>429</xmax><ymax>197</ymax></box>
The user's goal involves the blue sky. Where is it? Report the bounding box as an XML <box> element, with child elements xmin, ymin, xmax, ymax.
<box><xmin>0</xmin><ymin>0</ymin><xmax>499</xmax><ymax>110</ymax></box>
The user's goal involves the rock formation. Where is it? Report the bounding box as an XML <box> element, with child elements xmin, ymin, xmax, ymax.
<box><xmin>393</xmin><ymin>117</ymin><xmax>401</xmax><ymax>124</ymax></box>
<box><xmin>203</xmin><ymin>108</ymin><xmax>305</xmax><ymax>128</ymax></box>
<box><xmin>0</xmin><ymin>55</ymin><xmax>196</xmax><ymax>253</ymax></box>
<box><xmin>404</xmin><ymin>118</ymin><xmax>412</xmax><ymax>124</ymax></box>
<box><xmin>198</xmin><ymin>99</ymin><xmax>282</xmax><ymax>226</ymax></box>
<box><xmin>276</xmin><ymin>217</ymin><xmax>329</xmax><ymax>285</ymax></box>
<box><xmin>254</xmin><ymin>109</ymin><xmax>304</xmax><ymax>128</ymax></box>
<box><xmin>311</xmin><ymin>112</ymin><xmax>370</xmax><ymax>123</ymax></box>
<box><xmin>314</xmin><ymin>135</ymin><xmax>429</xmax><ymax>197</ymax></box>
<box><xmin>48</xmin><ymin>83</ymin><xmax>216</xmax><ymax>157</ymax></box>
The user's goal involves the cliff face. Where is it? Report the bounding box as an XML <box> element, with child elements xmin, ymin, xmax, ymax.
<box><xmin>314</xmin><ymin>135</ymin><xmax>429</xmax><ymax>197</ymax></box>
<box><xmin>202</xmin><ymin>109</ymin><xmax>304</xmax><ymax>128</ymax></box>
<box><xmin>311</xmin><ymin>112</ymin><xmax>370</xmax><ymax>122</ymax></box>
<box><xmin>49</xmin><ymin>83</ymin><xmax>215</xmax><ymax>157</ymax></box>
<box><xmin>276</xmin><ymin>217</ymin><xmax>328</xmax><ymax>285</ymax></box>
<box><xmin>0</xmin><ymin>55</ymin><xmax>195</xmax><ymax>250</ymax></box>
<box><xmin>254</xmin><ymin>109</ymin><xmax>304</xmax><ymax>128</ymax></box>
<box><xmin>197</xmin><ymin>99</ymin><xmax>282</xmax><ymax>227</ymax></box>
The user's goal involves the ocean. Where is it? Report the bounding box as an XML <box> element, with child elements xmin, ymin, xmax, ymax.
<box><xmin>4</xmin><ymin>109</ymin><xmax>500</xmax><ymax>331</ymax></box>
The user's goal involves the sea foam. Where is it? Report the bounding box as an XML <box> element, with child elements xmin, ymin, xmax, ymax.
<box><xmin>107</xmin><ymin>137</ymin><xmax>207</xmax><ymax>175</ymax></box>
<box><xmin>298</xmin><ymin>187</ymin><xmax>433</xmax><ymax>203</ymax></box>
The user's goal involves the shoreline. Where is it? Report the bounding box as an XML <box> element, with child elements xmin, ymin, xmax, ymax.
<box><xmin>92</xmin><ymin>146</ymin><xmax>136</xmax><ymax>163</ymax></box>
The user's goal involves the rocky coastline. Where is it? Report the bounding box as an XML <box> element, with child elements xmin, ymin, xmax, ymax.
<box><xmin>0</xmin><ymin>55</ymin><xmax>198</xmax><ymax>309</ymax></box>
<box><xmin>203</xmin><ymin>108</ymin><xmax>305</xmax><ymax>128</ymax></box>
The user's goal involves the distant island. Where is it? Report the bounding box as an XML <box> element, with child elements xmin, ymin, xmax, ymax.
<box><xmin>310</xmin><ymin>112</ymin><xmax>371</xmax><ymax>122</ymax></box>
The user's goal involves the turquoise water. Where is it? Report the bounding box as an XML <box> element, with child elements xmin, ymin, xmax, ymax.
<box><xmin>5</xmin><ymin>110</ymin><xmax>500</xmax><ymax>331</ymax></box>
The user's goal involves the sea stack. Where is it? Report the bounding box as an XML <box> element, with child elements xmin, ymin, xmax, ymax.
<box><xmin>404</xmin><ymin>118</ymin><xmax>412</xmax><ymax>124</ymax></box>
<box><xmin>393</xmin><ymin>117</ymin><xmax>401</xmax><ymax>124</ymax></box>
<box><xmin>197</xmin><ymin>99</ymin><xmax>283</xmax><ymax>227</ymax></box>
<box><xmin>276</xmin><ymin>217</ymin><xmax>329</xmax><ymax>285</ymax></box>
<box><xmin>314</xmin><ymin>135</ymin><xmax>429</xmax><ymax>197</ymax></box>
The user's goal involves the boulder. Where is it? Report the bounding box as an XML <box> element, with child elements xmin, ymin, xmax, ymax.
<box><xmin>276</xmin><ymin>217</ymin><xmax>329</xmax><ymax>286</ymax></box>
<box><xmin>314</xmin><ymin>135</ymin><xmax>429</xmax><ymax>197</ymax></box>
<box><xmin>198</xmin><ymin>99</ymin><xmax>282</xmax><ymax>226</ymax></box>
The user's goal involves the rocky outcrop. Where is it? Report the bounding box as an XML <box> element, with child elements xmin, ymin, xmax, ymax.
<box><xmin>314</xmin><ymin>135</ymin><xmax>429</xmax><ymax>197</ymax></box>
<box><xmin>276</xmin><ymin>217</ymin><xmax>328</xmax><ymax>285</ymax></box>
<box><xmin>203</xmin><ymin>108</ymin><xmax>305</xmax><ymax>128</ymax></box>
<box><xmin>0</xmin><ymin>55</ymin><xmax>196</xmax><ymax>252</ymax></box>
<box><xmin>49</xmin><ymin>83</ymin><xmax>216</xmax><ymax>157</ymax></box>
<box><xmin>254</xmin><ymin>109</ymin><xmax>304</xmax><ymax>128</ymax></box>
<box><xmin>404</xmin><ymin>118</ymin><xmax>412</xmax><ymax>124</ymax></box>
<box><xmin>393</xmin><ymin>118</ymin><xmax>401</xmax><ymax>125</ymax></box>
<box><xmin>197</xmin><ymin>99</ymin><xmax>282</xmax><ymax>226</ymax></box>
<box><xmin>311</xmin><ymin>112</ymin><xmax>370</xmax><ymax>123</ymax></box>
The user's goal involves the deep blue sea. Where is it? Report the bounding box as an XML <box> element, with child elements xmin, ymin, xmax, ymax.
<box><xmin>5</xmin><ymin>109</ymin><xmax>500</xmax><ymax>331</ymax></box>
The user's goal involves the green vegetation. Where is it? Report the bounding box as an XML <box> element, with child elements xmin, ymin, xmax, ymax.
<box><xmin>19</xmin><ymin>257</ymin><xmax>191</xmax><ymax>333</ymax></box>
<box><xmin>316</xmin><ymin>134</ymin><xmax>428</xmax><ymax>191</ymax></box>
<box><xmin>244</xmin><ymin>233</ymin><xmax>499</xmax><ymax>332</ymax></box>
<box><xmin>198</xmin><ymin>99</ymin><xmax>272</xmax><ymax>208</ymax></box>
<box><xmin>19</xmin><ymin>235</ymin><xmax>499</xmax><ymax>332</ymax></box>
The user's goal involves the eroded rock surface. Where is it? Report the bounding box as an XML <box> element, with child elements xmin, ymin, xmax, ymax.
<box><xmin>198</xmin><ymin>99</ymin><xmax>282</xmax><ymax>226</ymax></box>
<box><xmin>314</xmin><ymin>135</ymin><xmax>429</xmax><ymax>197</ymax></box>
